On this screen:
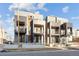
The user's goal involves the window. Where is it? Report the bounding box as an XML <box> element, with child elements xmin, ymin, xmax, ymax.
<box><xmin>35</xmin><ymin>27</ymin><xmax>41</xmax><ymax>33</ymax></box>
<box><xmin>15</xmin><ymin>15</ymin><xmax>26</xmax><ymax>26</ymax></box>
<box><xmin>55</xmin><ymin>29</ymin><xmax>59</xmax><ymax>34</ymax></box>
<box><xmin>16</xmin><ymin>21</ymin><xmax>25</xmax><ymax>26</ymax></box>
<box><xmin>36</xmin><ymin>28</ymin><xmax>38</xmax><ymax>32</ymax></box>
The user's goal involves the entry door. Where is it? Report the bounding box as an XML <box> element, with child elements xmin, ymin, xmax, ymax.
<box><xmin>20</xmin><ymin>34</ymin><xmax>25</xmax><ymax>43</ymax></box>
<box><xmin>55</xmin><ymin>36</ymin><xmax>60</xmax><ymax>43</ymax></box>
<box><xmin>36</xmin><ymin>36</ymin><xmax>39</xmax><ymax>43</ymax></box>
<box><xmin>36</xmin><ymin>36</ymin><xmax>41</xmax><ymax>44</ymax></box>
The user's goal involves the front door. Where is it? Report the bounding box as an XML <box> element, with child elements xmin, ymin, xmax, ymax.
<box><xmin>55</xmin><ymin>36</ymin><xmax>60</xmax><ymax>43</ymax></box>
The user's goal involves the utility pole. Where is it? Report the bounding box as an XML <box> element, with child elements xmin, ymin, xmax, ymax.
<box><xmin>17</xmin><ymin>7</ymin><xmax>20</xmax><ymax>48</ymax></box>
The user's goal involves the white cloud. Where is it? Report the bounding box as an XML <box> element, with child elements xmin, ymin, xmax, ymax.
<box><xmin>0</xmin><ymin>14</ymin><xmax>2</xmax><ymax>18</ymax></box>
<box><xmin>9</xmin><ymin>3</ymin><xmax>36</xmax><ymax>12</ymax></box>
<box><xmin>0</xmin><ymin>20</ymin><xmax>3</xmax><ymax>24</ymax></box>
<box><xmin>8</xmin><ymin>3</ymin><xmax>48</xmax><ymax>13</ymax></box>
<box><xmin>35</xmin><ymin>11</ymin><xmax>40</xmax><ymax>14</ymax></box>
<box><xmin>9</xmin><ymin>3</ymin><xmax>19</xmax><ymax>11</ymax></box>
<box><xmin>6</xmin><ymin>14</ymin><xmax>10</xmax><ymax>17</ymax></box>
<box><xmin>37</xmin><ymin>3</ymin><xmax>45</xmax><ymax>9</ymax></box>
<box><xmin>36</xmin><ymin>3</ymin><xmax>48</xmax><ymax>12</ymax></box>
<box><xmin>0</xmin><ymin>20</ymin><xmax>6</xmax><ymax>28</ymax></box>
<box><xmin>43</xmin><ymin>8</ymin><xmax>48</xmax><ymax>12</ymax></box>
<box><xmin>62</xmin><ymin>6</ymin><xmax>69</xmax><ymax>13</ymax></box>
<box><xmin>71</xmin><ymin>16</ymin><xmax>79</xmax><ymax>20</ymax></box>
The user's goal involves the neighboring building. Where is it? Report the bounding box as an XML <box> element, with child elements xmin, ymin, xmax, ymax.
<box><xmin>0</xmin><ymin>28</ymin><xmax>7</xmax><ymax>44</ymax></box>
<box><xmin>74</xmin><ymin>29</ymin><xmax>79</xmax><ymax>38</ymax></box>
<box><xmin>0</xmin><ymin>28</ymin><xmax>4</xmax><ymax>44</ymax></box>
<box><xmin>72</xmin><ymin>29</ymin><xmax>77</xmax><ymax>38</ymax></box>
<box><xmin>72</xmin><ymin>29</ymin><xmax>79</xmax><ymax>42</ymax></box>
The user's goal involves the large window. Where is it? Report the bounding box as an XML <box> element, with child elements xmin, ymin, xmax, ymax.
<box><xmin>55</xmin><ymin>28</ymin><xmax>59</xmax><ymax>34</ymax></box>
<box><xmin>36</xmin><ymin>27</ymin><xmax>40</xmax><ymax>32</ymax></box>
<box><xmin>15</xmin><ymin>15</ymin><xmax>26</xmax><ymax>26</ymax></box>
<box><xmin>34</xmin><ymin>27</ymin><xmax>42</xmax><ymax>33</ymax></box>
<box><xmin>16</xmin><ymin>21</ymin><xmax>25</xmax><ymax>26</ymax></box>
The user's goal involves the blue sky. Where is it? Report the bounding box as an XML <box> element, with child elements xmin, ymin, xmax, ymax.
<box><xmin>0</xmin><ymin>3</ymin><xmax>79</xmax><ymax>40</ymax></box>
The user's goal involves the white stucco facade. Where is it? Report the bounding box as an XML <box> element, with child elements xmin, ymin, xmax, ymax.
<box><xmin>0</xmin><ymin>28</ymin><xmax>6</xmax><ymax>44</ymax></box>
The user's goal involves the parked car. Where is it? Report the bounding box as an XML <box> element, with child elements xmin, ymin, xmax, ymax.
<box><xmin>4</xmin><ymin>41</ymin><xmax>13</xmax><ymax>44</ymax></box>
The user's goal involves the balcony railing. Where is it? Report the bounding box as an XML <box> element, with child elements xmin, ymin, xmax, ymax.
<box><xmin>15</xmin><ymin>26</ymin><xmax>26</xmax><ymax>33</ymax></box>
<box><xmin>51</xmin><ymin>32</ymin><xmax>60</xmax><ymax>35</ymax></box>
<box><xmin>61</xmin><ymin>30</ymin><xmax>65</xmax><ymax>35</ymax></box>
<box><xmin>50</xmin><ymin>22</ymin><xmax>60</xmax><ymax>27</ymax></box>
<box><xmin>51</xmin><ymin>29</ymin><xmax>60</xmax><ymax>35</ymax></box>
<box><xmin>34</xmin><ymin>30</ymin><xmax>44</xmax><ymax>34</ymax></box>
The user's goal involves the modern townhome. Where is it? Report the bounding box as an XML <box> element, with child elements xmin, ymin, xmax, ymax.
<box><xmin>14</xmin><ymin>11</ymin><xmax>45</xmax><ymax>44</ymax></box>
<box><xmin>45</xmin><ymin>16</ymin><xmax>72</xmax><ymax>47</ymax></box>
<box><xmin>13</xmin><ymin>11</ymin><xmax>73</xmax><ymax>47</ymax></box>
<box><xmin>31</xmin><ymin>14</ymin><xmax>45</xmax><ymax>44</ymax></box>
<box><xmin>14</xmin><ymin>11</ymin><xmax>34</xmax><ymax>43</ymax></box>
<box><xmin>45</xmin><ymin>16</ymin><xmax>61</xmax><ymax>46</ymax></box>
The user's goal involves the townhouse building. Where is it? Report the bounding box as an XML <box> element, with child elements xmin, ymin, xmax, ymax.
<box><xmin>45</xmin><ymin>16</ymin><xmax>61</xmax><ymax>46</ymax></box>
<box><xmin>31</xmin><ymin>14</ymin><xmax>45</xmax><ymax>44</ymax></box>
<box><xmin>14</xmin><ymin>11</ymin><xmax>45</xmax><ymax>44</ymax></box>
<box><xmin>45</xmin><ymin>16</ymin><xmax>72</xmax><ymax>46</ymax></box>
<box><xmin>14</xmin><ymin>11</ymin><xmax>33</xmax><ymax>43</ymax></box>
<box><xmin>14</xmin><ymin>11</ymin><xmax>73</xmax><ymax>47</ymax></box>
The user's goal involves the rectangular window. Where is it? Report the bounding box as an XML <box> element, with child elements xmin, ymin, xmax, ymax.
<box><xmin>16</xmin><ymin>21</ymin><xmax>25</xmax><ymax>26</ymax></box>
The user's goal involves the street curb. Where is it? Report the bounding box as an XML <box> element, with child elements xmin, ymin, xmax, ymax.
<box><xmin>67</xmin><ymin>47</ymin><xmax>79</xmax><ymax>50</ymax></box>
<box><xmin>4</xmin><ymin>48</ymin><xmax>62</xmax><ymax>52</ymax></box>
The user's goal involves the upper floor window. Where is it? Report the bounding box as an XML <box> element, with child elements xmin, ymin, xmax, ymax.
<box><xmin>36</xmin><ymin>28</ymin><xmax>38</xmax><ymax>32</ymax></box>
<box><xmin>16</xmin><ymin>21</ymin><xmax>25</xmax><ymax>26</ymax></box>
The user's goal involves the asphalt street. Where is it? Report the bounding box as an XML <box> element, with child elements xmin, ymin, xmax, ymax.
<box><xmin>0</xmin><ymin>50</ymin><xmax>79</xmax><ymax>56</ymax></box>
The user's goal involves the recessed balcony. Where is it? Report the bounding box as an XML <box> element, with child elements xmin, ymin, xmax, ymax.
<box><xmin>34</xmin><ymin>31</ymin><xmax>43</xmax><ymax>34</ymax></box>
<box><xmin>33</xmin><ymin>29</ymin><xmax>44</xmax><ymax>35</ymax></box>
<box><xmin>51</xmin><ymin>32</ymin><xmax>60</xmax><ymax>36</ymax></box>
<box><xmin>15</xmin><ymin>26</ymin><xmax>26</xmax><ymax>33</ymax></box>
<box><xmin>61</xmin><ymin>30</ymin><xmax>65</xmax><ymax>35</ymax></box>
<box><xmin>51</xmin><ymin>29</ymin><xmax>60</xmax><ymax>35</ymax></box>
<box><xmin>50</xmin><ymin>22</ymin><xmax>61</xmax><ymax>27</ymax></box>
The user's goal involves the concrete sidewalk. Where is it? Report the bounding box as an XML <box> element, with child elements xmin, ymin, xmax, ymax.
<box><xmin>4</xmin><ymin>47</ymin><xmax>62</xmax><ymax>52</ymax></box>
<box><xmin>3</xmin><ymin>43</ymin><xmax>79</xmax><ymax>52</ymax></box>
<box><xmin>67</xmin><ymin>42</ymin><xmax>79</xmax><ymax>50</ymax></box>
<box><xmin>4</xmin><ymin>43</ymin><xmax>45</xmax><ymax>48</ymax></box>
